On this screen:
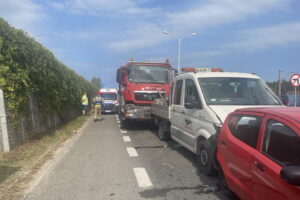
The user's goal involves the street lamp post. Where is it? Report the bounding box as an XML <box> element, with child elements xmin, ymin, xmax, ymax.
<box><xmin>162</xmin><ymin>31</ymin><xmax>197</xmax><ymax>72</ymax></box>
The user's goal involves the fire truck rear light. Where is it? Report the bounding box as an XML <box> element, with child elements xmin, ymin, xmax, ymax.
<box><xmin>181</xmin><ymin>67</ymin><xmax>223</xmax><ymax>73</ymax></box>
<box><xmin>181</xmin><ymin>68</ymin><xmax>195</xmax><ymax>72</ymax></box>
<box><xmin>211</xmin><ymin>68</ymin><xmax>223</xmax><ymax>72</ymax></box>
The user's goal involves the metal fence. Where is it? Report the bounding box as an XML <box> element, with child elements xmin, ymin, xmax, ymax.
<box><xmin>0</xmin><ymin>89</ymin><xmax>80</xmax><ymax>152</ymax></box>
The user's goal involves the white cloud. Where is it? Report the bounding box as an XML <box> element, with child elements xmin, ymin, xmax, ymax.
<box><xmin>52</xmin><ymin>30</ymin><xmax>109</xmax><ymax>40</ymax></box>
<box><xmin>49</xmin><ymin>2</ymin><xmax>65</xmax><ymax>11</ymax></box>
<box><xmin>167</xmin><ymin>0</ymin><xmax>290</xmax><ymax>33</ymax></box>
<box><xmin>0</xmin><ymin>0</ymin><xmax>44</xmax><ymax>32</ymax></box>
<box><xmin>228</xmin><ymin>22</ymin><xmax>300</xmax><ymax>50</ymax></box>
<box><xmin>50</xmin><ymin>0</ymin><xmax>160</xmax><ymax>16</ymax></box>
<box><xmin>107</xmin><ymin>23</ymin><xmax>166</xmax><ymax>52</ymax></box>
<box><xmin>108</xmin><ymin>0</ymin><xmax>291</xmax><ymax>52</ymax></box>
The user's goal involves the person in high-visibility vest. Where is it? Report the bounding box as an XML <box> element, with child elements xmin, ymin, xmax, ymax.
<box><xmin>93</xmin><ymin>92</ymin><xmax>103</xmax><ymax>121</ymax></box>
<box><xmin>81</xmin><ymin>92</ymin><xmax>89</xmax><ymax>116</ymax></box>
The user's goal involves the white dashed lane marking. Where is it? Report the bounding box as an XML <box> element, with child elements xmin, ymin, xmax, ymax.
<box><xmin>126</xmin><ymin>147</ymin><xmax>138</xmax><ymax>157</ymax></box>
<box><xmin>133</xmin><ymin>168</ymin><xmax>153</xmax><ymax>188</ymax></box>
<box><xmin>120</xmin><ymin>130</ymin><xmax>127</xmax><ymax>134</ymax></box>
<box><xmin>123</xmin><ymin>136</ymin><xmax>131</xmax><ymax>142</ymax></box>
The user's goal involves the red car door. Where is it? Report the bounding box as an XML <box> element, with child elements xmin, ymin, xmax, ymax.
<box><xmin>218</xmin><ymin>112</ymin><xmax>264</xmax><ymax>200</ymax></box>
<box><xmin>252</xmin><ymin>115</ymin><xmax>300</xmax><ymax>200</ymax></box>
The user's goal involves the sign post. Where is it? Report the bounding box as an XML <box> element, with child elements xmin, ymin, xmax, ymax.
<box><xmin>290</xmin><ymin>73</ymin><xmax>300</xmax><ymax>107</ymax></box>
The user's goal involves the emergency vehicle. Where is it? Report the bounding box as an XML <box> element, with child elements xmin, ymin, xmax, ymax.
<box><xmin>116</xmin><ymin>58</ymin><xmax>173</xmax><ymax>129</ymax></box>
<box><xmin>99</xmin><ymin>88</ymin><xmax>119</xmax><ymax>114</ymax></box>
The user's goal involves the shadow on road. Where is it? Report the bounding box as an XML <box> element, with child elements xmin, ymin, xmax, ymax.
<box><xmin>123</xmin><ymin>121</ymin><xmax>236</xmax><ymax>200</ymax></box>
<box><xmin>147</xmin><ymin>128</ymin><xmax>233</xmax><ymax>200</ymax></box>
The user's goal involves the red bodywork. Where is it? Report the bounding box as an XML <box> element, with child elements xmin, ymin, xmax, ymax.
<box><xmin>217</xmin><ymin>107</ymin><xmax>300</xmax><ymax>200</ymax></box>
<box><xmin>117</xmin><ymin>61</ymin><xmax>172</xmax><ymax>105</ymax></box>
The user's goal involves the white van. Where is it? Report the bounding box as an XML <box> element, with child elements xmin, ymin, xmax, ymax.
<box><xmin>152</xmin><ymin>68</ymin><xmax>283</xmax><ymax>175</ymax></box>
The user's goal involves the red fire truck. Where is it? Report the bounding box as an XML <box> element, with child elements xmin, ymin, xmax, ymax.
<box><xmin>116</xmin><ymin>59</ymin><xmax>173</xmax><ymax>129</ymax></box>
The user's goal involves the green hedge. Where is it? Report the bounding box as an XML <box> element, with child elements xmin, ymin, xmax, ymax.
<box><xmin>0</xmin><ymin>18</ymin><xmax>97</xmax><ymax>120</ymax></box>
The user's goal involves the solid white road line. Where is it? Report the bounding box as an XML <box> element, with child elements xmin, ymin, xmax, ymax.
<box><xmin>126</xmin><ymin>147</ymin><xmax>138</xmax><ymax>157</ymax></box>
<box><xmin>133</xmin><ymin>168</ymin><xmax>153</xmax><ymax>188</ymax></box>
<box><xmin>123</xmin><ymin>136</ymin><xmax>131</xmax><ymax>142</ymax></box>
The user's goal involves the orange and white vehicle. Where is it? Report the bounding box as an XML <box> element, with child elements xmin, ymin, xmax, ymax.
<box><xmin>99</xmin><ymin>88</ymin><xmax>119</xmax><ymax>114</ymax></box>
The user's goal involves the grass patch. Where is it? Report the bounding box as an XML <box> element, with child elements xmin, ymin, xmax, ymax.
<box><xmin>0</xmin><ymin>115</ymin><xmax>89</xmax><ymax>200</ymax></box>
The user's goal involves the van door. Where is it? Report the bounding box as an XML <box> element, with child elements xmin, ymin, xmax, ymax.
<box><xmin>182</xmin><ymin>78</ymin><xmax>205</xmax><ymax>151</ymax></box>
<box><xmin>170</xmin><ymin>79</ymin><xmax>186</xmax><ymax>144</ymax></box>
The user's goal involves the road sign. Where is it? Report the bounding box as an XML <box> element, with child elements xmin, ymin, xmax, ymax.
<box><xmin>290</xmin><ymin>73</ymin><xmax>300</xmax><ymax>87</ymax></box>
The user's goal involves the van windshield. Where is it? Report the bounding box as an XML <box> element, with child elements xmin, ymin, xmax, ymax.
<box><xmin>198</xmin><ymin>77</ymin><xmax>281</xmax><ymax>105</ymax></box>
<box><xmin>101</xmin><ymin>93</ymin><xmax>117</xmax><ymax>100</ymax></box>
<box><xmin>128</xmin><ymin>65</ymin><xmax>169</xmax><ymax>84</ymax></box>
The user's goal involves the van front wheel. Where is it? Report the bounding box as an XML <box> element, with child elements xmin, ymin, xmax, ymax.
<box><xmin>197</xmin><ymin>140</ymin><xmax>216</xmax><ymax>176</ymax></box>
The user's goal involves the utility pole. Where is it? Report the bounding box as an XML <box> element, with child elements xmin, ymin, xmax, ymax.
<box><xmin>278</xmin><ymin>70</ymin><xmax>282</xmax><ymax>95</ymax></box>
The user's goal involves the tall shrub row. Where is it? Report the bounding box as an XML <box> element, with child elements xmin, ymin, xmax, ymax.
<box><xmin>0</xmin><ymin>18</ymin><xmax>97</xmax><ymax>120</ymax></box>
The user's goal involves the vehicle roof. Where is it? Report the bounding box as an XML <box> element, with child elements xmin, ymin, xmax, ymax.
<box><xmin>124</xmin><ymin>61</ymin><xmax>171</xmax><ymax>67</ymax></box>
<box><xmin>100</xmin><ymin>88</ymin><xmax>117</xmax><ymax>93</ymax></box>
<box><xmin>178</xmin><ymin>72</ymin><xmax>260</xmax><ymax>79</ymax></box>
<box><xmin>235</xmin><ymin>107</ymin><xmax>300</xmax><ymax>125</ymax></box>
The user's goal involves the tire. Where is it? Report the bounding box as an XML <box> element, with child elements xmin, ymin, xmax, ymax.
<box><xmin>197</xmin><ymin>139</ymin><xmax>217</xmax><ymax>176</ymax></box>
<box><xmin>120</xmin><ymin>118</ymin><xmax>129</xmax><ymax>130</ymax></box>
<box><xmin>158</xmin><ymin>123</ymin><xmax>170</xmax><ymax>141</ymax></box>
<box><xmin>217</xmin><ymin>168</ymin><xmax>236</xmax><ymax>198</ymax></box>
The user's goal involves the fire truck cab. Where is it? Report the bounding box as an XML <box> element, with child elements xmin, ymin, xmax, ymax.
<box><xmin>116</xmin><ymin>59</ymin><xmax>173</xmax><ymax>129</ymax></box>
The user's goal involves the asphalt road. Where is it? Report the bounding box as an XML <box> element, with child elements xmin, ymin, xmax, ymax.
<box><xmin>24</xmin><ymin>114</ymin><xmax>229</xmax><ymax>200</ymax></box>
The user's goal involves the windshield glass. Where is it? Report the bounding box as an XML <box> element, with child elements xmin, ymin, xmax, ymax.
<box><xmin>198</xmin><ymin>77</ymin><xmax>281</xmax><ymax>105</ymax></box>
<box><xmin>100</xmin><ymin>93</ymin><xmax>117</xmax><ymax>100</ymax></box>
<box><xmin>128</xmin><ymin>65</ymin><xmax>169</xmax><ymax>84</ymax></box>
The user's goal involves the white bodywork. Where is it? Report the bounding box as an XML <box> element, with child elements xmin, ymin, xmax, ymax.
<box><xmin>100</xmin><ymin>88</ymin><xmax>119</xmax><ymax>113</ymax></box>
<box><xmin>169</xmin><ymin>71</ymin><xmax>283</xmax><ymax>154</ymax></box>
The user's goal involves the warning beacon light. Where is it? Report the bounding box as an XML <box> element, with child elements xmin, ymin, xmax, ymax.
<box><xmin>181</xmin><ymin>67</ymin><xmax>223</xmax><ymax>73</ymax></box>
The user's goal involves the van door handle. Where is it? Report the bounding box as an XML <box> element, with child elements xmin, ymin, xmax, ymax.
<box><xmin>181</xmin><ymin>111</ymin><xmax>185</xmax><ymax>114</ymax></box>
<box><xmin>172</xmin><ymin>109</ymin><xmax>175</xmax><ymax>112</ymax></box>
<box><xmin>254</xmin><ymin>161</ymin><xmax>264</xmax><ymax>172</ymax></box>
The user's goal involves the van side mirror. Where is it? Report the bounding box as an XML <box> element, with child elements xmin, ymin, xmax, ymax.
<box><xmin>184</xmin><ymin>96</ymin><xmax>202</xmax><ymax>109</ymax></box>
<box><xmin>280</xmin><ymin>166</ymin><xmax>300</xmax><ymax>186</ymax></box>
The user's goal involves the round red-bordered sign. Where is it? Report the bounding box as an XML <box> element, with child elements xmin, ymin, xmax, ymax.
<box><xmin>290</xmin><ymin>73</ymin><xmax>300</xmax><ymax>87</ymax></box>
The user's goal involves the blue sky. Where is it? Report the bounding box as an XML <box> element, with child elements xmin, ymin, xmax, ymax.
<box><xmin>1</xmin><ymin>0</ymin><xmax>300</xmax><ymax>88</ymax></box>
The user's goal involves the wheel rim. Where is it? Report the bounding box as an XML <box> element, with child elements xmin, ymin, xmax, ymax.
<box><xmin>200</xmin><ymin>148</ymin><xmax>209</xmax><ymax>166</ymax></box>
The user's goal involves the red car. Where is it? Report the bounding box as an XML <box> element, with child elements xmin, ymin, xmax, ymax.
<box><xmin>217</xmin><ymin>107</ymin><xmax>300</xmax><ymax>200</ymax></box>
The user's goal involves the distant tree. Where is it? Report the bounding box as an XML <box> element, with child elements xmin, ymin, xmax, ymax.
<box><xmin>91</xmin><ymin>77</ymin><xmax>102</xmax><ymax>89</ymax></box>
<box><xmin>266</xmin><ymin>80</ymin><xmax>295</xmax><ymax>95</ymax></box>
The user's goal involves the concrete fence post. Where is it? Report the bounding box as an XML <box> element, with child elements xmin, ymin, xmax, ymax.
<box><xmin>0</xmin><ymin>89</ymin><xmax>10</xmax><ymax>152</ymax></box>
<box><xmin>29</xmin><ymin>95</ymin><xmax>36</xmax><ymax>134</ymax></box>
